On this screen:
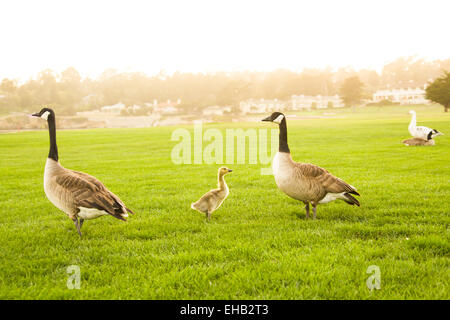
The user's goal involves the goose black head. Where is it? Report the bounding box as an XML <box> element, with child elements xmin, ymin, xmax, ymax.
<box><xmin>32</xmin><ymin>108</ymin><xmax>55</xmax><ymax>121</ymax></box>
<box><xmin>261</xmin><ymin>112</ymin><xmax>285</xmax><ymax>124</ymax></box>
<box><xmin>431</xmin><ymin>129</ymin><xmax>443</xmax><ymax>138</ymax></box>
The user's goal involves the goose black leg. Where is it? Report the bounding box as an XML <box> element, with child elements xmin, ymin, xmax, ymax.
<box><xmin>312</xmin><ymin>204</ymin><xmax>317</xmax><ymax>220</ymax></box>
<box><xmin>79</xmin><ymin>219</ymin><xmax>84</xmax><ymax>229</ymax></box>
<box><xmin>304</xmin><ymin>202</ymin><xmax>310</xmax><ymax>219</ymax></box>
<box><xmin>206</xmin><ymin>211</ymin><xmax>211</xmax><ymax>221</ymax></box>
<box><xmin>73</xmin><ymin>218</ymin><xmax>82</xmax><ymax>237</ymax></box>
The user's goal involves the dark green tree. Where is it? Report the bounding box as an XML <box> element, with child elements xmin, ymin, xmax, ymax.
<box><xmin>426</xmin><ymin>71</ymin><xmax>450</xmax><ymax>112</ymax></box>
<box><xmin>339</xmin><ymin>76</ymin><xmax>365</xmax><ymax>107</ymax></box>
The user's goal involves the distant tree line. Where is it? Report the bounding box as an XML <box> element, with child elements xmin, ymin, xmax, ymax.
<box><xmin>425</xmin><ymin>71</ymin><xmax>450</xmax><ymax>112</ymax></box>
<box><xmin>1</xmin><ymin>57</ymin><xmax>449</xmax><ymax>115</ymax></box>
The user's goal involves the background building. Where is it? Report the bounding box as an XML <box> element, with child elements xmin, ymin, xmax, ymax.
<box><xmin>239</xmin><ymin>98</ymin><xmax>287</xmax><ymax>114</ymax></box>
<box><xmin>290</xmin><ymin>94</ymin><xmax>344</xmax><ymax>110</ymax></box>
<box><xmin>372</xmin><ymin>87</ymin><xmax>429</xmax><ymax>105</ymax></box>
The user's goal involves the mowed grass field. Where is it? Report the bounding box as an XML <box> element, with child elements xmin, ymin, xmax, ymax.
<box><xmin>0</xmin><ymin>105</ymin><xmax>449</xmax><ymax>299</ymax></box>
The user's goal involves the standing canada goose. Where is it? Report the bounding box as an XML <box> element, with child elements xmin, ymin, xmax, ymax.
<box><xmin>32</xmin><ymin>108</ymin><xmax>133</xmax><ymax>237</ymax></box>
<box><xmin>191</xmin><ymin>167</ymin><xmax>232</xmax><ymax>220</ymax></box>
<box><xmin>403</xmin><ymin>133</ymin><xmax>435</xmax><ymax>146</ymax></box>
<box><xmin>262</xmin><ymin>112</ymin><xmax>360</xmax><ymax>219</ymax></box>
<box><xmin>408</xmin><ymin>110</ymin><xmax>443</xmax><ymax>140</ymax></box>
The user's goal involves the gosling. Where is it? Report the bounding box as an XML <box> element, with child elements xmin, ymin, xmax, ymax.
<box><xmin>403</xmin><ymin>132</ymin><xmax>435</xmax><ymax>146</ymax></box>
<box><xmin>403</xmin><ymin>137</ymin><xmax>435</xmax><ymax>146</ymax></box>
<box><xmin>191</xmin><ymin>167</ymin><xmax>233</xmax><ymax>220</ymax></box>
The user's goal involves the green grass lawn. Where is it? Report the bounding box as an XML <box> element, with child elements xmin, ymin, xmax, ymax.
<box><xmin>0</xmin><ymin>105</ymin><xmax>449</xmax><ymax>299</ymax></box>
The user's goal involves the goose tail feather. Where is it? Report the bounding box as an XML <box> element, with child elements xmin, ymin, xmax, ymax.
<box><xmin>343</xmin><ymin>193</ymin><xmax>360</xmax><ymax>206</ymax></box>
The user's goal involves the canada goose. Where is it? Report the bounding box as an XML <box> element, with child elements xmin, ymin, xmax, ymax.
<box><xmin>408</xmin><ymin>110</ymin><xmax>443</xmax><ymax>140</ymax></box>
<box><xmin>32</xmin><ymin>108</ymin><xmax>133</xmax><ymax>237</ymax></box>
<box><xmin>262</xmin><ymin>112</ymin><xmax>360</xmax><ymax>219</ymax></box>
<box><xmin>403</xmin><ymin>133</ymin><xmax>435</xmax><ymax>146</ymax></box>
<box><xmin>191</xmin><ymin>167</ymin><xmax>232</xmax><ymax>220</ymax></box>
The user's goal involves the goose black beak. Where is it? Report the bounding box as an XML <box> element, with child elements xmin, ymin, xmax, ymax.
<box><xmin>261</xmin><ymin>116</ymin><xmax>272</xmax><ymax>122</ymax></box>
<box><xmin>228</xmin><ymin>169</ymin><xmax>233</xmax><ymax>172</ymax></box>
<box><xmin>32</xmin><ymin>112</ymin><xmax>40</xmax><ymax>117</ymax></box>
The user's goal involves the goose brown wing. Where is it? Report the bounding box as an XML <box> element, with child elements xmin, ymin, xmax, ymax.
<box><xmin>72</xmin><ymin>170</ymin><xmax>135</xmax><ymax>215</ymax></box>
<box><xmin>71</xmin><ymin>170</ymin><xmax>127</xmax><ymax>204</ymax></box>
<box><xmin>321</xmin><ymin>174</ymin><xmax>360</xmax><ymax>195</ymax></box>
<box><xmin>294</xmin><ymin>163</ymin><xmax>329</xmax><ymax>177</ymax></box>
<box><xmin>54</xmin><ymin>170</ymin><xmax>129</xmax><ymax>220</ymax></box>
<box><xmin>294</xmin><ymin>163</ymin><xmax>360</xmax><ymax>196</ymax></box>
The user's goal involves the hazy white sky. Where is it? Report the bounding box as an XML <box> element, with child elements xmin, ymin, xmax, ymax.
<box><xmin>0</xmin><ymin>0</ymin><xmax>449</xmax><ymax>80</ymax></box>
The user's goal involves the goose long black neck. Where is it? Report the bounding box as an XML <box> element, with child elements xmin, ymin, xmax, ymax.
<box><xmin>278</xmin><ymin>118</ymin><xmax>290</xmax><ymax>153</ymax></box>
<box><xmin>47</xmin><ymin>114</ymin><xmax>58</xmax><ymax>162</ymax></box>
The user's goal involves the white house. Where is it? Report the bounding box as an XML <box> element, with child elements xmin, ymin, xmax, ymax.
<box><xmin>290</xmin><ymin>94</ymin><xmax>344</xmax><ymax>110</ymax></box>
<box><xmin>372</xmin><ymin>87</ymin><xmax>429</xmax><ymax>105</ymax></box>
<box><xmin>100</xmin><ymin>102</ymin><xmax>126</xmax><ymax>114</ymax></box>
<box><xmin>147</xmin><ymin>99</ymin><xmax>182</xmax><ymax>107</ymax></box>
<box><xmin>202</xmin><ymin>105</ymin><xmax>232</xmax><ymax>116</ymax></box>
<box><xmin>126</xmin><ymin>105</ymin><xmax>142</xmax><ymax>112</ymax></box>
<box><xmin>239</xmin><ymin>98</ymin><xmax>287</xmax><ymax>114</ymax></box>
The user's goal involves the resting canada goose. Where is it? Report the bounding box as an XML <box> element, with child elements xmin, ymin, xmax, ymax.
<box><xmin>262</xmin><ymin>112</ymin><xmax>360</xmax><ymax>219</ymax></box>
<box><xmin>191</xmin><ymin>167</ymin><xmax>232</xmax><ymax>220</ymax></box>
<box><xmin>32</xmin><ymin>108</ymin><xmax>133</xmax><ymax>237</ymax></box>
<box><xmin>408</xmin><ymin>110</ymin><xmax>443</xmax><ymax>140</ymax></box>
<box><xmin>403</xmin><ymin>134</ymin><xmax>435</xmax><ymax>146</ymax></box>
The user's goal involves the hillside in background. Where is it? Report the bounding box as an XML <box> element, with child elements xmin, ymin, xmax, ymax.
<box><xmin>1</xmin><ymin>57</ymin><xmax>449</xmax><ymax>117</ymax></box>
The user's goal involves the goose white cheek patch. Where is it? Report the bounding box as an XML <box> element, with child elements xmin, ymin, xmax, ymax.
<box><xmin>41</xmin><ymin>111</ymin><xmax>50</xmax><ymax>120</ymax></box>
<box><xmin>273</xmin><ymin>114</ymin><xmax>284</xmax><ymax>124</ymax></box>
